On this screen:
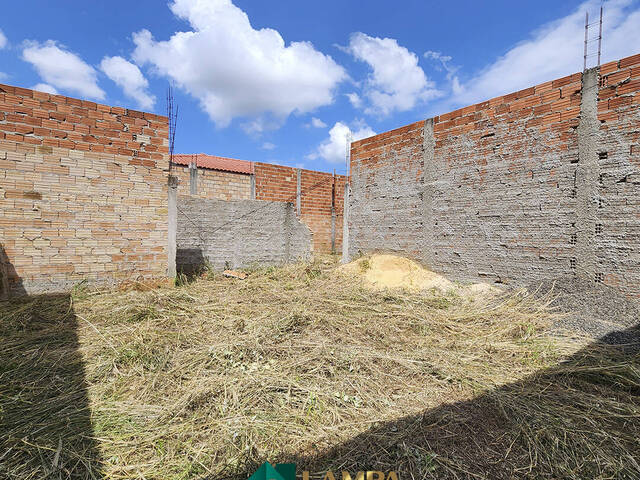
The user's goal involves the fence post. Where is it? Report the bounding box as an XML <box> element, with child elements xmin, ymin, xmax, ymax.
<box><xmin>296</xmin><ymin>168</ymin><xmax>301</xmax><ymax>217</ymax></box>
<box><xmin>331</xmin><ymin>172</ymin><xmax>336</xmax><ymax>254</ymax></box>
<box><xmin>341</xmin><ymin>182</ymin><xmax>350</xmax><ymax>264</ymax></box>
<box><xmin>189</xmin><ymin>160</ymin><xmax>198</xmax><ymax>195</ymax></box>
<box><xmin>168</xmin><ymin>175</ymin><xmax>178</xmax><ymax>279</ymax></box>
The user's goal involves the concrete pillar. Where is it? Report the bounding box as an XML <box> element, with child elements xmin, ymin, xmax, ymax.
<box><xmin>296</xmin><ymin>168</ymin><xmax>301</xmax><ymax>217</ymax></box>
<box><xmin>331</xmin><ymin>174</ymin><xmax>336</xmax><ymax>254</ymax></box>
<box><xmin>167</xmin><ymin>175</ymin><xmax>178</xmax><ymax>278</ymax></box>
<box><xmin>422</xmin><ymin>118</ymin><xmax>436</xmax><ymax>269</ymax></box>
<box><xmin>575</xmin><ymin>67</ymin><xmax>600</xmax><ymax>281</ymax></box>
<box><xmin>250</xmin><ymin>174</ymin><xmax>256</xmax><ymax>199</ymax></box>
<box><xmin>189</xmin><ymin>161</ymin><xmax>197</xmax><ymax>195</ymax></box>
<box><xmin>284</xmin><ymin>202</ymin><xmax>293</xmax><ymax>263</ymax></box>
<box><xmin>341</xmin><ymin>182</ymin><xmax>350</xmax><ymax>264</ymax></box>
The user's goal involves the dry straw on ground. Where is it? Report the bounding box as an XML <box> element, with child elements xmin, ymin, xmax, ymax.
<box><xmin>0</xmin><ymin>256</ymin><xmax>638</xmax><ymax>480</ymax></box>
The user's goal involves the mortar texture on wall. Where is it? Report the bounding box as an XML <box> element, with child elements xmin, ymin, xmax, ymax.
<box><xmin>171</xmin><ymin>163</ymin><xmax>252</xmax><ymax>200</ymax></box>
<box><xmin>176</xmin><ymin>195</ymin><xmax>311</xmax><ymax>272</ymax></box>
<box><xmin>348</xmin><ymin>52</ymin><xmax>640</xmax><ymax>297</ymax></box>
<box><xmin>254</xmin><ymin>162</ymin><xmax>347</xmax><ymax>253</ymax></box>
<box><xmin>0</xmin><ymin>83</ymin><xmax>169</xmax><ymax>296</ymax></box>
<box><xmin>594</xmin><ymin>55</ymin><xmax>640</xmax><ymax>297</ymax></box>
<box><xmin>349</xmin><ymin>120</ymin><xmax>426</xmax><ymax>258</ymax></box>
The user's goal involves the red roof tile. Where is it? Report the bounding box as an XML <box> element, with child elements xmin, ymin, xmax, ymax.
<box><xmin>173</xmin><ymin>154</ymin><xmax>254</xmax><ymax>174</ymax></box>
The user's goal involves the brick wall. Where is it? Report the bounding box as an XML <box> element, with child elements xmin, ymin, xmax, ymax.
<box><xmin>349</xmin><ymin>121</ymin><xmax>426</xmax><ymax>258</ymax></box>
<box><xmin>348</xmin><ymin>53</ymin><xmax>640</xmax><ymax>297</ymax></box>
<box><xmin>172</xmin><ymin>163</ymin><xmax>251</xmax><ymax>200</ymax></box>
<box><xmin>595</xmin><ymin>54</ymin><xmax>640</xmax><ymax>297</ymax></box>
<box><xmin>0</xmin><ymin>83</ymin><xmax>169</xmax><ymax>295</ymax></box>
<box><xmin>254</xmin><ymin>162</ymin><xmax>346</xmax><ymax>253</ymax></box>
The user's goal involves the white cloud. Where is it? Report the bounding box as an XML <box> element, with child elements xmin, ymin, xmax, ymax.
<box><xmin>346</xmin><ymin>92</ymin><xmax>362</xmax><ymax>108</ymax></box>
<box><xmin>344</xmin><ymin>32</ymin><xmax>440</xmax><ymax>115</ymax></box>
<box><xmin>307</xmin><ymin>121</ymin><xmax>376</xmax><ymax>164</ymax></box>
<box><xmin>424</xmin><ymin>50</ymin><xmax>462</xmax><ymax>100</ymax></box>
<box><xmin>100</xmin><ymin>56</ymin><xmax>155</xmax><ymax>110</ymax></box>
<box><xmin>309</xmin><ymin>117</ymin><xmax>327</xmax><ymax>128</ymax></box>
<box><xmin>132</xmin><ymin>0</ymin><xmax>347</xmax><ymax>129</ymax></box>
<box><xmin>453</xmin><ymin>0</ymin><xmax>640</xmax><ymax>105</ymax></box>
<box><xmin>0</xmin><ymin>29</ymin><xmax>7</xmax><ymax>49</ymax></box>
<box><xmin>21</xmin><ymin>40</ymin><xmax>105</xmax><ymax>100</ymax></box>
<box><xmin>31</xmin><ymin>83</ymin><xmax>58</xmax><ymax>95</ymax></box>
<box><xmin>261</xmin><ymin>142</ymin><xmax>276</xmax><ymax>150</ymax></box>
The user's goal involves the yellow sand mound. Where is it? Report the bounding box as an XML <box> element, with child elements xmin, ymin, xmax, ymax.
<box><xmin>339</xmin><ymin>254</ymin><xmax>454</xmax><ymax>292</ymax></box>
<box><xmin>338</xmin><ymin>254</ymin><xmax>501</xmax><ymax>296</ymax></box>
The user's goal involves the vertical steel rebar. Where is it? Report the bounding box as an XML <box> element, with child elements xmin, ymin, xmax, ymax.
<box><xmin>597</xmin><ymin>6</ymin><xmax>603</xmax><ymax>67</ymax></box>
<box><xmin>584</xmin><ymin>11</ymin><xmax>589</xmax><ymax>71</ymax></box>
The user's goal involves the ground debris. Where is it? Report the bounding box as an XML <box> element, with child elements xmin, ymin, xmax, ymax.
<box><xmin>223</xmin><ymin>269</ymin><xmax>248</xmax><ymax>280</ymax></box>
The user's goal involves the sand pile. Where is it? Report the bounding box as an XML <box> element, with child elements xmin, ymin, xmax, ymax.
<box><xmin>339</xmin><ymin>254</ymin><xmax>500</xmax><ymax>295</ymax></box>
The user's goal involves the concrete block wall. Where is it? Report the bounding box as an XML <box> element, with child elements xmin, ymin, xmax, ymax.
<box><xmin>172</xmin><ymin>163</ymin><xmax>252</xmax><ymax>200</ymax></box>
<box><xmin>176</xmin><ymin>195</ymin><xmax>311</xmax><ymax>272</ymax></box>
<box><xmin>0</xmin><ymin>83</ymin><xmax>169</xmax><ymax>295</ymax></box>
<box><xmin>347</xmin><ymin>52</ymin><xmax>640</xmax><ymax>297</ymax></box>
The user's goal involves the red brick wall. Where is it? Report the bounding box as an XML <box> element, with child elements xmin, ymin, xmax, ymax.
<box><xmin>0</xmin><ymin>83</ymin><xmax>169</xmax><ymax>295</ymax></box>
<box><xmin>254</xmin><ymin>162</ymin><xmax>346</xmax><ymax>253</ymax></box>
<box><xmin>172</xmin><ymin>164</ymin><xmax>251</xmax><ymax>200</ymax></box>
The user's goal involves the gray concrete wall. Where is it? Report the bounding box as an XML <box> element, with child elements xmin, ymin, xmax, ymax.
<box><xmin>176</xmin><ymin>196</ymin><xmax>311</xmax><ymax>273</ymax></box>
<box><xmin>347</xmin><ymin>59</ymin><xmax>640</xmax><ymax>297</ymax></box>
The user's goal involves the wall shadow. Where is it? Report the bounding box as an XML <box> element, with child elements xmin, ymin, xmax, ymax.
<box><xmin>287</xmin><ymin>325</ymin><xmax>640</xmax><ymax>479</ymax></box>
<box><xmin>0</xmin><ymin>251</ymin><xmax>103</xmax><ymax>478</ymax></box>
<box><xmin>177</xmin><ymin>247</ymin><xmax>207</xmax><ymax>276</ymax></box>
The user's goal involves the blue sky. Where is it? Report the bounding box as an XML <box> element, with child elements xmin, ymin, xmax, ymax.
<box><xmin>1</xmin><ymin>0</ymin><xmax>639</xmax><ymax>174</ymax></box>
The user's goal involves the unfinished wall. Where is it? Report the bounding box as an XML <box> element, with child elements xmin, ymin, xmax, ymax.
<box><xmin>348</xmin><ymin>53</ymin><xmax>640</xmax><ymax>297</ymax></box>
<box><xmin>254</xmin><ymin>162</ymin><xmax>346</xmax><ymax>253</ymax></box>
<box><xmin>427</xmin><ymin>72</ymin><xmax>583</xmax><ymax>285</ymax></box>
<box><xmin>0</xmin><ymin>83</ymin><xmax>169</xmax><ymax>295</ymax></box>
<box><xmin>595</xmin><ymin>55</ymin><xmax>640</xmax><ymax>297</ymax></box>
<box><xmin>171</xmin><ymin>164</ymin><xmax>252</xmax><ymax>200</ymax></box>
<box><xmin>349</xmin><ymin>121</ymin><xmax>426</xmax><ymax>258</ymax></box>
<box><xmin>176</xmin><ymin>195</ymin><xmax>311</xmax><ymax>272</ymax></box>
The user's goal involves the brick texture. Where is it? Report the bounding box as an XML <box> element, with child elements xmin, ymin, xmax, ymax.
<box><xmin>0</xmin><ymin>83</ymin><xmax>169</xmax><ymax>295</ymax></box>
<box><xmin>595</xmin><ymin>55</ymin><xmax>640</xmax><ymax>297</ymax></box>
<box><xmin>172</xmin><ymin>163</ymin><xmax>251</xmax><ymax>200</ymax></box>
<box><xmin>348</xmin><ymin>53</ymin><xmax>640</xmax><ymax>298</ymax></box>
<box><xmin>254</xmin><ymin>162</ymin><xmax>347</xmax><ymax>253</ymax></box>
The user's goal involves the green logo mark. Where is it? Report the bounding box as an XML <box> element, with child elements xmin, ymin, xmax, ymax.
<box><xmin>248</xmin><ymin>462</ymin><xmax>296</xmax><ymax>480</ymax></box>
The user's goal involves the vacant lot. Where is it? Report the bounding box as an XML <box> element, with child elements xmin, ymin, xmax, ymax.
<box><xmin>1</xmin><ymin>258</ymin><xmax>638</xmax><ymax>479</ymax></box>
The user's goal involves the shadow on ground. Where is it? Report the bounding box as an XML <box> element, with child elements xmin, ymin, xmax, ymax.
<box><xmin>0</xmin><ymin>249</ymin><xmax>103</xmax><ymax>479</ymax></box>
<box><xmin>283</xmin><ymin>326</ymin><xmax>640</xmax><ymax>480</ymax></box>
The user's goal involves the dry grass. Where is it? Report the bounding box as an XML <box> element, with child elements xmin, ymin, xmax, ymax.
<box><xmin>0</xmin><ymin>257</ymin><xmax>638</xmax><ymax>479</ymax></box>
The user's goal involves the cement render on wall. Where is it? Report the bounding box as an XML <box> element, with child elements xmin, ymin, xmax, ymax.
<box><xmin>176</xmin><ymin>196</ymin><xmax>311</xmax><ymax>272</ymax></box>
<box><xmin>348</xmin><ymin>121</ymin><xmax>426</xmax><ymax>258</ymax></box>
<box><xmin>347</xmin><ymin>59</ymin><xmax>640</xmax><ymax>297</ymax></box>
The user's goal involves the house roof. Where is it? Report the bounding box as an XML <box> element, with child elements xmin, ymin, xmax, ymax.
<box><xmin>172</xmin><ymin>154</ymin><xmax>254</xmax><ymax>174</ymax></box>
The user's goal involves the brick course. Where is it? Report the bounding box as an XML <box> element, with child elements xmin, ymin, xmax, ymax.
<box><xmin>348</xmin><ymin>53</ymin><xmax>640</xmax><ymax>297</ymax></box>
<box><xmin>254</xmin><ymin>162</ymin><xmax>346</xmax><ymax>253</ymax></box>
<box><xmin>172</xmin><ymin>163</ymin><xmax>251</xmax><ymax>200</ymax></box>
<box><xmin>0</xmin><ymin>84</ymin><xmax>169</xmax><ymax>295</ymax></box>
